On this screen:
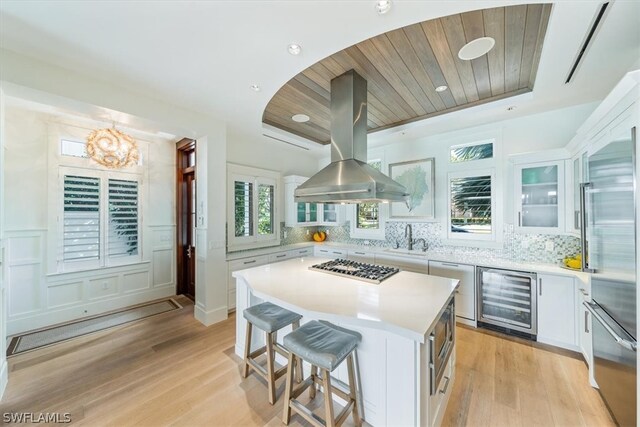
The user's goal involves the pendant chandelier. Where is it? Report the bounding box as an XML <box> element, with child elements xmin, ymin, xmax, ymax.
<box><xmin>86</xmin><ymin>126</ymin><xmax>139</xmax><ymax>168</ymax></box>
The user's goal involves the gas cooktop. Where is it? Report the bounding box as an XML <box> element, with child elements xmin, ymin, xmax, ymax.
<box><xmin>309</xmin><ymin>259</ymin><xmax>400</xmax><ymax>284</ymax></box>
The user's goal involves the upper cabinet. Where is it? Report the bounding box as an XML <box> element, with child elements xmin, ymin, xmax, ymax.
<box><xmin>284</xmin><ymin>175</ymin><xmax>345</xmax><ymax>227</ymax></box>
<box><xmin>514</xmin><ymin>160</ymin><xmax>566</xmax><ymax>233</ymax></box>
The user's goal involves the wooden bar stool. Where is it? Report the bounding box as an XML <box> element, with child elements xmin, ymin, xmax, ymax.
<box><xmin>242</xmin><ymin>302</ymin><xmax>302</xmax><ymax>404</ymax></box>
<box><xmin>282</xmin><ymin>320</ymin><xmax>362</xmax><ymax>427</ymax></box>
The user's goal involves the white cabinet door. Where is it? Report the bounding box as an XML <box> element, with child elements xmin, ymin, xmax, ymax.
<box><xmin>227</xmin><ymin>255</ymin><xmax>269</xmax><ymax>310</ymax></box>
<box><xmin>268</xmin><ymin>251</ymin><xmax>290</xmax><ymax>263</ymax></box>
<box><xmin>318</xmin><ymin>203</ymin><xmax>345</xmax><ymax>226</ymax></box>
<box><xmin>347</xmin><ymin>249</ymin><xmax>375</xmax><ymax>264</ymax></box>
<box><xmin>314</xmin><ymin>246</ymin><xmax>346</xmax><ymax>259</ymax></box>
<box><xmin>429</xmin><ymin>261</ymin><xmax>475</xmax><ymax>322</ymax></box>
<box><xmin>375</xmin><ymin>254</ymin><xmax>428</xmax><ymax>273</ymax></box>
<box><xmin>515</xmin><ymin>160</ymin><xmax>565</xmax><ymax>234</ymax></box>
<box><xmin>537</xmin><ymin>273</ymin><xmax>577</xmax><ymax>350</ymax></box>
<box><xmin>577</xmin><ymin>285</ymin><xmax>592</xmax><ymax>366</ymax></box>
<box><xmin>284</xmin><ymin>175</ymin><xmax>318</xmax><ymax>227</ymax></box>
<box><xmin>288</xmin><ymin>247</ymin><xmax>312</xmax><ymax>258</ymax></box>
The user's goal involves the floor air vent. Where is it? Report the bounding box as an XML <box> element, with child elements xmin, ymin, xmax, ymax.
<box><xmin>565</xmin><ymin>2</ymin><xmax>610</xmax><ymax>84</ymax></box>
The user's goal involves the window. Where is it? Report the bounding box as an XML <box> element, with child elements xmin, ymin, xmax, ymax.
<box><xmin>234</xmin><ymin>180</ymin><xmax>253</xmax><ymax>237</ymax></box>
<box><xmin>227</xmin><ymin>164</ymin><xmax>280</xmax><ymax>250</ymax></box>
<box><xmin>450</xmin><ymin>141</ymin><xmax>494</xmax><ymax>163</ymax></box>
<box><xmin>448</xmin><ymin>171</ymin><xmax>495</xmax><ymax>241</ymax></box>
<box><xmin>61</xmin><ymin>139</ymin><xmax>88</xmax><ymax>158</ymax></box>
<box><xmin>350</xmin><ymin>159</ymin><xmax>387</xmax><ymax>240</ymax></box>
<box><xmin>60</xmin><ymin>139</ymin><xmax>143</xmax><ymax>165</ymax></box>
<box><xmin>61</xmin><ymin>169</ymin><xmax>141</xmax><ymax>271</ymax></box>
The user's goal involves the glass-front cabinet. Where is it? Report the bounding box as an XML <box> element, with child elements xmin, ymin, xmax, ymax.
<box><xmin>284</xmin><ymin>175</ymin><xmax>345</xmax><ymax>227</ymax></box>
<box><xmin>515</xmin><ymin>160</ymin><xmax>565</xmax><ymax>233</ymax></box>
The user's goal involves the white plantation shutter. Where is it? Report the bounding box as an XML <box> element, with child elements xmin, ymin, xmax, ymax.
<box><xmin>63</xmin><ymin>175</ymin><xmax>101</xmax><ymax>262</ymax></box>
<box><xmin>108</xmin><ymin>179</ymin><xmax>139</xmax><ymax>257</ymax></box>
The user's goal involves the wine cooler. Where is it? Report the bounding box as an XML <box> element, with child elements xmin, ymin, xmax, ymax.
<box><xmin>477</xmin><ymin>267</ymin><xmax>538</xmax><ymax>337</ymax></box>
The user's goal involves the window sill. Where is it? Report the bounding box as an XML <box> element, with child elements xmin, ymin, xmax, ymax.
<box><xmin>48</xmin><ymin>260</ymin><xmax>151</xmax><ymax>279</ymax></box>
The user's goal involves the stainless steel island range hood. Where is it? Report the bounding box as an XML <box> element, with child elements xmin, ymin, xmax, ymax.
<box><xmin>294</xmin><ymin>70</ymin><xmax>409</xmax><ymax>204</ymax></box>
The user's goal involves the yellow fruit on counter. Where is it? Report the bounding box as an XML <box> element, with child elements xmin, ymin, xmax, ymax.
<box><xmin>313</xmin><ymin>231</ymin><xmax>326</xmax><ymax>242</ymax></box>
<box><xmin>574</xmin><ymin>254</ymin><xmax>582</xmax><ymax>261</ymax></box>
<box><xmin>566</xmin><ymin>259</ymin><xmax>581</xmax><ymax>269</ymax></box>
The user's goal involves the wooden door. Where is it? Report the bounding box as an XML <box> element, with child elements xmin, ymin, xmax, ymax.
<box><xmin>177</xmin><ymin>138</ymin><xmax>196</xmax><ymax>300</ymax></box>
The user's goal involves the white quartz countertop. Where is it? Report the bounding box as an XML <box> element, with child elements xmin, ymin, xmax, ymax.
<box><xmin>227</xmin><ymin>241</ymin><xmax>590</xmax><ymax>284</ymax></box>
<box><xmin>233</xmin><ymin>257</ymin><xmax>458</xmax><ymax>343</ymax></box>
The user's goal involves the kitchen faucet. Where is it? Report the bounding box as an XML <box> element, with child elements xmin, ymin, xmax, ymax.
<box><xmin>405</xmin><ymin>224</ymin><xmax>428</xmax><ymax>251</ymax></box>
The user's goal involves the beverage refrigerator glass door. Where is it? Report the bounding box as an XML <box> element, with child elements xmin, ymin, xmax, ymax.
<box><xmin>476</xmin><ymin>267</ymin><xmax>537</xmax><ymax>336</ymax></box>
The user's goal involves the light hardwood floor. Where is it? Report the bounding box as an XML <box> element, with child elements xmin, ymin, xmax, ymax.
<box><xmin>1</xmin><ymin>296</ymin><xmax>614</xmax><ymax>426</ymax></box>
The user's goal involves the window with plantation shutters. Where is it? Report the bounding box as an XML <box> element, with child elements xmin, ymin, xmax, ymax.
<box><xmin>234</xmin><ymin>180</ymin><xmax>253</xmax><ymax>238</ymax></box>
<box><xmin>448</xmin><ymin>170</ymin><xmax>495</xmax><ymax>241</ymax></box>
<box><xmin>227</xmin><ymin>164</ymin><xmax>280</xmax><ymax>251</ymax></box>
<box><xmin>63</xmin><ymin>175</ymin><xmax>100</xmax><ymax>262</ymax></box>
<box><xmin>108</xmin><ymin>179</ymin><xmax>139</xmax><ymax>257</ymax></box>
<box><xmin>60</xmin><ymin>168</ymin><xmax>142</xmax><ymax>271</ymax></box>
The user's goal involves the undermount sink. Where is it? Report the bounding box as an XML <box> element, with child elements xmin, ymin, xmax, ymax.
<box><xmin>383</xmin><ymin>248</ymin><xmax>427</xmax><ymax>257</ymax></box>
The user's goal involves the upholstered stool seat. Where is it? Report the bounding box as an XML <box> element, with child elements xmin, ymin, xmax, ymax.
<box><xmin>242</xmin><ymin>302</ymin><xmax>302</xmax><ymax>405</ymax></box>
<box><xmin>243</xmin><ymin>302</ymin><xmax>302</xmax><ymax>333</ymax></box>
<box><xmin>282</xmin><ymin>320</ymin><xmax>362</xmax><ymax>427</ymax></box>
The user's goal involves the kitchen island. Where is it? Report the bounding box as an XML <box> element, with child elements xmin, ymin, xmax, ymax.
<box><xmin>233</xmin><ymin>257</ymin><xmax>459</xmax><ymax>427</ymax></box>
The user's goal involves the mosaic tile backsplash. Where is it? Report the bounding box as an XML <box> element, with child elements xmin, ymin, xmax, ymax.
<box><xmin>281</xmin><ymin>221</ymin><xmax>581</xmax><ymax>264</ymax></box>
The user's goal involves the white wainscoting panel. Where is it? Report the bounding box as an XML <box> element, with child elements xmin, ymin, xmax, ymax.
<box><xmin>6</xmin><ymin>226</ymin><xmax>176</xmax><ymax>335</ymax></box>
<box><xmin>152</xmin><ymin>250</ymin><xmax>173</xmax><ymax>288</ymax></box>
<box><xmin>48</xmin><ymin>281</ymin><xmax>83</xmax><ymax>308</ymax></box>
<box><xmin>88</xmin><ymin>275</ymin><xmax>119</xmax><ymax>300</ymax></box>
<box><xmin>123</xmin><ymin>270</ymin><xmax>150</xmax><ymax>293</ymax></box>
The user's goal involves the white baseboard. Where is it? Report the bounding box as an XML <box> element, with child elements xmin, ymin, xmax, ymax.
<box><xmin>0</xmin><ymin>359</ymin><xmax>7</xmax><ymax>401</ymax></box>
<box><xmin>537</xmin><ymin>336</ymin><xmax>580</xmax><ymax>353</ymax></box>
<box><xmin>8</xmin><ymin>286</ymin><xmax>175</xmax><ymax>335</ymax></box>
<box><xmin>456</xmin><ymin>317</ymin><xmax>476</xmax><ymax>327</ymax></box>
<box><xmin>194</xmin><ymin>304</ymin><xmax>228</xmax><ymax>326</ymax></box>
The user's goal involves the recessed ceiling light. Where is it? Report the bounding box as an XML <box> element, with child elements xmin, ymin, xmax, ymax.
<box><xmin>288</xmin><ymin>43</ymin><xmax>302</xmax><ymax>55</ymax></box>
<box><xmin>292</xmin><ymin>114</ymin><xmax>310</xmax><ymax>123</ymax></box>
<box><xmin>507</xmin><ymin>106</ymin><xmax>517</xmax><ymax>111</ymax></box>
<box><xmin>250</xmin><ymin>84</ymin><xmax>261</xmax><ymax>92</ymax></box>
<box><xmin>375</xmin><ymin>0</ymin><xmax>391</xmax><ymax>14</ymax></box>
<box><xmin>435</xmin><ymin>85</ymin><xmax>448</xmax><ymax>92</ymax></box>
<box><xmin>458</xmin><ymin>37</ymin><xmax>495</xmax><ymax>60</ymax></box>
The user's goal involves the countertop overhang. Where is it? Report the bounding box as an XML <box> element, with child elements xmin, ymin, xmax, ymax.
<box><xmin>232</xmin><ymin>257</ymin><xmax>459</xmax><ymax>343</ymax></box>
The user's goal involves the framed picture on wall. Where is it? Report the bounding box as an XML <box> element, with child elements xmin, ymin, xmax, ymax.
<box><xmin>389</xmin><ymin>158</ymin><xmax>435</xmax><ymax>219</ymax></box>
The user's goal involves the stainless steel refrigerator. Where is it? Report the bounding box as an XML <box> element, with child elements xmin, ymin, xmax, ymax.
<box><xmin>582</xmin><ymin>126</ymin><xmax>637</xmax><ymax>427</ymax></box>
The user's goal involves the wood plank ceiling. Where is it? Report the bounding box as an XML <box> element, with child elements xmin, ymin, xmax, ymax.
<box><xmin>263</xmin><ymin>4</ymin><xmax>552</xmax><ymax>144</ymax></box>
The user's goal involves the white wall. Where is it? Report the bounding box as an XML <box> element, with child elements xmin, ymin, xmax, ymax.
<box><xmin>322</xmin><ymin>102</ymin><xmax>597</xmax><ymax>246</ymax></box>
<box><xmin>0</xmin><ymin>89</ymin><xmax>8</xmax><ymax>399</ymax></box>
<box><xmin>3</xmin><ymin>106</ymin><xmax>177</xmax><ymax>334</ymax></box>
<box><xmin>227</xmin><ymin>128</ymin><xmax>322</xmax><ymax>227</ymax></box>
<box><xmin>0</xmin><ymin>48</ymin><xmax>229</xmax><ymax>329</ymax></box>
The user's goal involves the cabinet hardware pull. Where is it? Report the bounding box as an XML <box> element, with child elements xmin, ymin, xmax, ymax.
<box><xmin>320</xmin><ymin>250</ymin><xmax>328</xmax><ymax>253</ymax></box>
<box><xmin>518</xmin><ymin>211</ymin><xmax>522</xmax><ymax>227</ymax></box>
<box><xmin>440</xmin><ymin>262</ymin><xmax>459</xmax><ymax>267</ymax></box>
<box><xmin>243</xmin><ymin>260</ymin><xmax>256</xmax><ymax>265</ymax></box>
<box><xmin>585</xmin><ymin>311</ymin><xmax>589</xmax><ymax>333</ymax></box>
<box><xmin>276</xmin><ymin>254</ymin><xmax>286</xmax><ymax>258</ymax></box>
<box><xmin>539</xmin><ymin>278</ymin><xmax>542</xmax><ymax>296</ymax></box>
<box><xmin>439</xmin><ymin>376</ymin><xmax>451</xmax><ymax>395</ymax></box>
<box><xmin>354</xmin><ymin>252</ymin><xmax>365</xmax><ymax>255</ymax></box>
<box><xmin>574</xmin><ymin>210</ymin><xmax>580</xmax><ymax>229</ymax></box>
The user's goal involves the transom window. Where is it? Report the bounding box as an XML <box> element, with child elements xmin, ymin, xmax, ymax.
<box><xmin>450</xmin><ymin>141</ymin><xmax>494</xmax><ymax>163</ymax></box>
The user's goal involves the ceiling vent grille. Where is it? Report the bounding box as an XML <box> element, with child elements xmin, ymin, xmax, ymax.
<box><xmin>262</xmin><ymin>134</ymin><xmax>310</xmax><ymax>151</ymax></box>
<box><xmin>565</xmin><ymin>2</ymin><xmax>610</xmax><ymax>84</ymax></box>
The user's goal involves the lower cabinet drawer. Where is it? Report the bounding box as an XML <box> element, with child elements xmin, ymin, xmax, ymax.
<box><xmin>428</xmin><ymin>354</ymin><xmax>454</xmax><ymax>427</ymax></box>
